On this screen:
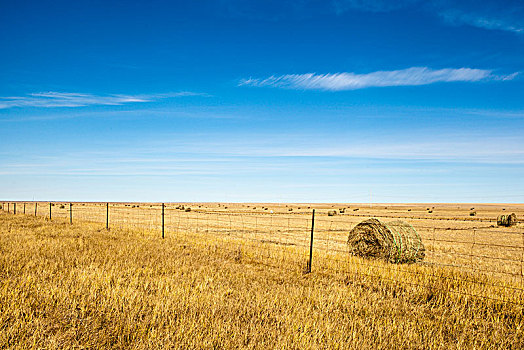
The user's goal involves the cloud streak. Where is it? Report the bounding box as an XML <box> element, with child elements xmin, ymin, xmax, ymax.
<box><xmin>240</xmin><ymin>67</ymin><xmax>516</xmax><ymax>91</ymax></box>
<box><xmin>334</xmin><ymin>0</ymin><xmax>524</xmax><ymax>35</ymax></box>
<box><xmin>438</xmin><ymin>10</ymin><xmax>524</xmax><ymax>34</ymax></box>
<box><xmin>0</xmin><ymin>91</ymin><xmax>204</xmax><ymax>109</ymax></box>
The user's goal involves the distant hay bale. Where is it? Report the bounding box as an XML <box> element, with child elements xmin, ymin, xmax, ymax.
<box><xmin>347</xmin><ymin>218</ymin><xmax>425</xmax><ymax>264</ymax></box>
<box><xmin>469</xmin><ymin>211</ymin><xmax>476</xmax><ymax>216</ymax></box>
<box><xmin>339</xmin><ymin>208</ymin><xmax>345</xmax><ymax>213</ymax></box>
<box><xmin>327</xmin><ymin>210</ymin><xmax>337</xmax><ymax>216</ymax></box>
<box><xmin>353</xmin><ymin>208</ymin><xmax>359</xmax><ymax>211</ymax></box>
<box><xmin>185</xmin><ymin>207</ymin><xmax>191</xmax><ymax>212</ymax></box>
<box><xmin>497</xmin><ymin>213</ymin><xmax>518</xmax><ymax>227</ymax></box>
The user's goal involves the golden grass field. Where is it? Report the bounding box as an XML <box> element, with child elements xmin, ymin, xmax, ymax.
<box><xmin>1</xmin><ymin>203</ymin><xmax>523</xmax><ymax>348</ymax></box>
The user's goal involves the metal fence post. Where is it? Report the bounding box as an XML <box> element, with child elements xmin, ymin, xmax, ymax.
<box><xmin>23</xmin><ymin>203</ymin><xmax>26</xmax><ymax>214</ymax></box>
<box><xmin>49</xmin><ymin>202</ymin><xmax>52</xmax><ymax>220</ymax></box>
<box><xmin>307</xmin><ymin>209</ymin><xmax>315</xmax><ymax>273</ymax></box>
<box><xmin>162</xmin><ymin>203</ymin><xmax>165</xmax><ymax>239</ymax></box>
<box><xmin>13</xmin><ymin>203</ymin><xmax>16</xmax><ymax>215</ymax></box>
<box><xmin>70</xmin><ymin>203</ymin><xmax>73</xmax><ymax>224</ymax></box>
<box><xmin>35</xmin><ymin>203</ymin><xmax>38</xmax><ymax>216</ymax></box>
<box><xmin>106</xmin><ymin>203</ymin><xmax>109</xmax><ymax>230</ymax></box>
<box><xmin>7</xmin><ymin>203</ymin><xmax>9</xmax><ymax>213</ymax></box>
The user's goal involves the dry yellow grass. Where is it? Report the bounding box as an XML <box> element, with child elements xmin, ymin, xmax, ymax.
<box><xmin>23</xmin><ymin>201</ymin><xmax>524</xmax><ymax>293</ymax></box>
<box><xmin>1</xmin><ymin>211</ymin><xmax>523</xmax><ymax>349</ymax></box>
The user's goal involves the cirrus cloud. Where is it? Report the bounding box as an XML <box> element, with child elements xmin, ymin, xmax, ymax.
<box><xmin>239</xmin><ymin>67</ymin><xmax>517</xmax><ymax>91</ymax></box>
<box><xmin>334</xmin><ymin>0</ymin><xmax>524</xmax><ymax>35</ymax></box>
<box><xmin>0</xmin><ymin>91</ymin><xmax>206</xmax><ymax>109</ymax></box>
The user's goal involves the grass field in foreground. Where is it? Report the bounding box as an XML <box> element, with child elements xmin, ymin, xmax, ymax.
<box><xmin>1</xmin><ymin>212</ymin><xmax>523</xmax><ymax>349</ymax></box>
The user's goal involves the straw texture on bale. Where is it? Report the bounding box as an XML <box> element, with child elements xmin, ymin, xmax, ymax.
<box><xmin>347</xmin><ymin>218</ymin><xmax>425</xmax><ymax>263</ymax></box>
<box><xmin>497</xmin><ymin>213</ymin><xmax>518</xmax><ymax>227</ymax></box>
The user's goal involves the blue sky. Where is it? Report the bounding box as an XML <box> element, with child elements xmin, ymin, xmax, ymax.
<box><xmin>1</xmin><ymin>0</ymin><xmax>523</xmax><ymax>203</ymax></box>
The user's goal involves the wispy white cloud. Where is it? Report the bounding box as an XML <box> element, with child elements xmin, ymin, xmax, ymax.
<box><xmin>438</xmin><ymin>10</ymin><xmax>524</xmax><ymax>34</ymax></box>
<box><xmin>0</xmin><ymin>91</ymin><xmax>205</xmax><ymax>109</ymax></box>
<box><xmin>333</xmin><ymin>0</ymin><xmax>524</xmax><ymax>34</ymax></box>
<box><xmin>2</xmin><ymin>135</ymin><xmax>524</xmax><ymax>179</ymax></box>
<box><xmin>240</xmin><ymin>67</ymin><xmax>516</xmax><ymax>91</ymax></box>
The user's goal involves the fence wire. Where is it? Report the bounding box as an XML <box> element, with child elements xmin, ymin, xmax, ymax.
<box><xmin>2</xmin><ymin>201</ymin><xmax>523</xmax><ymax>305</ymax></box>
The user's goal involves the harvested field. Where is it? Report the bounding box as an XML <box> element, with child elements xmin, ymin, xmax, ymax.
<box><xmin>1</xmin><ymin>202</ymin><xmax>524</xmax><ymax>348</ymax></box>
<box><xmin>15</xmin><ymin>201</ymin><xmax>524</xmax><ymax>293</ymax></box>
<box><xmin>1</xmin><ymin>211</ymin><xmax>524</xmax><ymax>348</ymax></box>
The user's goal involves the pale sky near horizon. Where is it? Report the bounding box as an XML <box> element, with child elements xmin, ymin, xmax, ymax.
<box><xmin>1</xmin><ymin>0</ymin><xmax>523</xmax><ymax>203</ymax></box>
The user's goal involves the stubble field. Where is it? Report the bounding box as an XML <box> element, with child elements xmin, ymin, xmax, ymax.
<box><xmin>1</xmin><ymin>203</ymin><xmax>523</xmax><ymax>348</ymax></box>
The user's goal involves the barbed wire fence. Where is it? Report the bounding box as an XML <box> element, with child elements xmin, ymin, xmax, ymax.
<box><xmin>1</xmin><ymin>201</ymin><xmax>523</xmax><ymax>306</ymax></box>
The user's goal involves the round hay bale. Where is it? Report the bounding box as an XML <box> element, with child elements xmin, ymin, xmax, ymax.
<box><xmin>497</xmin><ymin>213</ymin><xmax>518</xmax><ymax>227</ymax></box>
<box><xmin>347</xmin><ymin>218</ymin><xmax>425</xmax><ymax>264</ymax></box>
<box><xmin>327</xmin><ymin>210</ymin><xmax>337</xmax><ymax>216</ymax></box>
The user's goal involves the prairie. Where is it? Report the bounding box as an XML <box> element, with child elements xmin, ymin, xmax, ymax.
<box><xmin>1</xmin><ymin>203</ymin><xmax>523</xmax><ymax>348</ymax></box>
